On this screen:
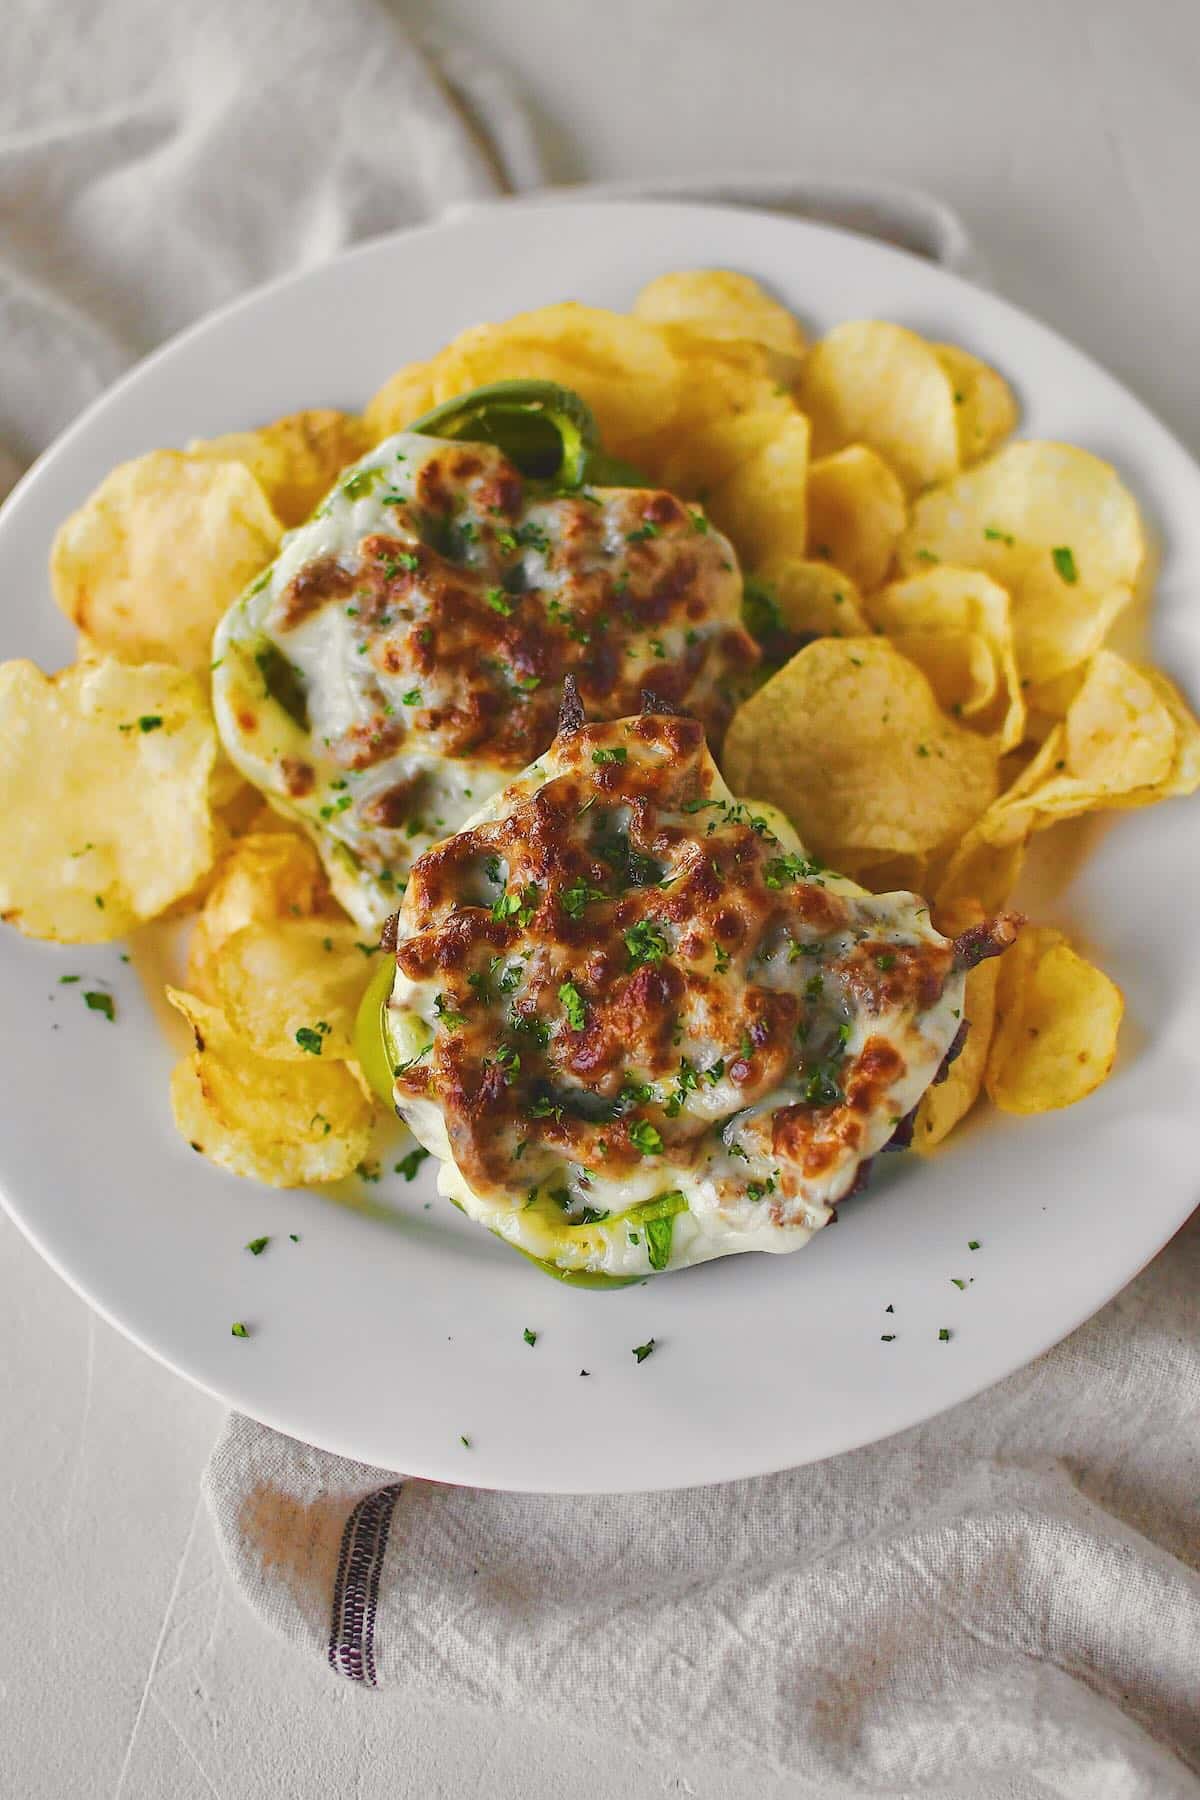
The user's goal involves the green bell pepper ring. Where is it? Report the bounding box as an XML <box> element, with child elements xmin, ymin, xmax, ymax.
<box><xmin>352</xmin><ymin>959</ymin><xmax>654</xmax><ymax>1289</ymax></box>
<box><xmin>408</xmin><ymin>379</ymin><xmax>643</xmax><ymax>490</ymax></box>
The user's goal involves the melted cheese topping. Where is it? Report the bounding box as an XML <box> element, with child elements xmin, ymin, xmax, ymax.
<box><xmin>211</xmin><ymin>433</ymin><xmax>756</xmax><ymax>926</ymax></box>
<box><xmin>387</xmin><ymin>713</ymin><xmax>965</xmax><ymax>1278</ymax></box>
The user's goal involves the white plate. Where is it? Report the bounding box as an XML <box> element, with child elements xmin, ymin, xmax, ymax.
<box><xmin>2</xmin><ymin>199</ymin><xmax>1198</xmax><ymax>1495</ymax></box>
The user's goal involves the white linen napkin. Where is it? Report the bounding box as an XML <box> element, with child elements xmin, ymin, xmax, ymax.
<box><xmin>5</xmin><ymin>6</ymin><xmax>1198</xmax><ymax>1793</ymax></box>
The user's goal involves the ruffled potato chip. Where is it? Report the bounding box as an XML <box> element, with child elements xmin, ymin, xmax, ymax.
<box><xmin>797</xmin><ymin>321</ymin><xmax>960</xmax><ymax>494</ymax></box>
<box><xmin>984</xmin><ymin>927</ymin><xmax>1122</xmax><ymax>1114</ymax></box>
<box><xmin>632</xmin><ymin>270</ymin><xmax>806</xmax><ymax>372</ymax></box>
<box><xmin>652</xmin><ymin>397</ymin><xmax>796</xmax><ymax>501</ymax></box>
<box><xmin>806</xmin><ymin>446</ymin><xmax>907</xmax><ymax>592</ymax></box>
<box><xmin>933</xmin><ymin>831</ymin><xmax>1026</xmax><ymax>915</ymax></box>
<box><xmin>899</xmin><ymin>442</ymin><xmax>1145</xmax><ymax>686</ymax></box>
<box><xmin>212</xmin><ymin>919</ymin><xmax>375</xmax><ymax>1061</ymax></box>
<box><xmin>0</xmin><ymin>658</ymin><xmax>218</xmax><ymax>943</ymax></box>
<box><xmin>868</xmin><ymin>567</ymin><xmax>1025</xmax><ymax>749</ymax></box>
<box><xmin>722</xmin><ymin>638</ymin><xmax>999</xmax><ymax>865</ymax></box>
<box><xmin>430</xmin><ymin>304</ymin><xmax>682</xmax><ymax>460</ymax></box>
<box><xmin>750</xmin><ymin>555</ymin><xmax>871</xmax><ymax>645</ymax></box>
<box><xmin>915</xmin><ymin>899</ymin><xmax>1002</xmax><ymax>1149</ymax></box>
<box><xmin>968</xmin><ymin>651</ymin><xmax>1195</xmax><ymax>848</ymax></box>
<box><xmin>186</xmin><ymin>828</ymin><xmax>334</xmax><ymax>999</ymax></box>
<box><xmin>167</xmin><ymin>989</ymin><xmax>373</xmax><ymax>1186</ymax></box>
<box><xmin>933</xmin><ymin>343</ymin><xmax>1018</xmax><ymax>465</ymax></box>
<box><xmin>188</xmin><ymin>409</ymin><xmax>369</xmax><ymax>528</ymax></box>
<box><xmin>707</xmin><ymin>412</ymin><xmax>810</xmax><ymax>566</ymax></box>
<box><xmin>50</xmin><ymin>452</ymin><xmax>282</xmax><ymax>674</ymax></box>
<box><xmin>364</xmin><ymin>360</ymin><xmax>438</xmax><ymax>444</ymax></box>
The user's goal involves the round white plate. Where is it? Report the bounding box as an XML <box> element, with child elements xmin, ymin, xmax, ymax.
<box><xmin>2</xmin><ymin>200</ymin><xmax>1198</xmax><ymax>1494</ymax></box>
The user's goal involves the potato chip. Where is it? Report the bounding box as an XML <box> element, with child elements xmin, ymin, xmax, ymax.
<box><xmin>364</xmin><ymin>360</ymin><xmax>438</xmax><ymax>444</ymax></box>
<box><xmin>984</xmin><ymin>927</ymin><xmax>1123</xmax><ymax>1114</ymax></box>
<box><xmin>834</xmin><ymin>850</ymin><xmax>929</xmax><ymax>895</ymax></box>
<box><xmin>969</xmin><ymin>651</ymin><xmax>1190</xmax><ymax>846</ymax></box>
<box><xmin>751</xmin><ymin>555</ymin><xmax>871</xmax><ymax>641</ymax></box>
<box><xmin>722</xmin><ymin>638</ymin><xmax>999</xmax><ymax>865</ymax></box>
<box><xmin>168</xmin><ymin>989</ymin><xmax>373</xmax><ymax>1186</ymax></box>
<box><xmin>0</xmin><ymin>658</ymin><xmax>217</xmax><ymax>942</ymax></box>
<box><xmin>933</xmin><ymin>343</ymin><xmax>1018</xmax><ymax>465</ymax></box>
<box><xmin>915</xmin><ymin>900</ymin><xmax>1001</xmax><ymax>1149</ymax></box>
<box><xmin>933</xmin><ymin>831</ymin><xmax>1026</xmax><ymax>914</ymax></box>
<box><xmin>212</xmin><ymin>920</ymin><xmax>375</xmax><ymax>1060</ymax></box>
<box><xmin>653</xmin><ymin>398</ymin><xmax>796</xmax><ymax>500</ymax></box>
<box><xmin>632</xmin><ymin>270</ymin><xmax>807</xmax><ymax>371</ymax></box>
<box><xmin>188</xmin><ymin>409</ymin><xmax>369</xmax><ymax>527</ymax></box>
<box><xmin>899</xmin><ymin>442</ymin><xmax>1144</xmax><ymax>685</ymax></box>
<box><xmin>797</xmin><ymin>321</ymin><xmax>960</xmax><ymax>494</ymax></box>
<box><xmin>50</xmin><ymin>451</ymin><xmax>282</xmax><ymax>674</ymax></box>
<box><xmin>806</xmin><ymin>447</ymin><xmax>906</xmax><ymax>592</ymax></box>
<box><xmin>186</xmin><ymin>828</ymin><xmax>333</xmax><ymax>999</ymax></box>
<box><xmin>868</xmin><ymin>567</ymin><xmax>1025</xmax><ymax>749</ymax></box>
<box><xmin>430</xmin><ymin>304</ymin><xmax>682</xmax><ymax>459</ymax></box>
<box><xmin>707</xmin><ymin>412</ymin><xmax>810</xmax><ymax>566</ymax></box>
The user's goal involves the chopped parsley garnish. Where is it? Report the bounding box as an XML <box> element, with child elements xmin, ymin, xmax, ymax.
<box><xmin>914</xmin><ymin>548</ymin><xmax>939</xmax><ymax>564</ymax></box>
<box><xmin>625</xmin><ymin>522</ymin><xmax>660</xmax><ymax>543</ymax></box>
<box><xmin>513</xmin><ymin>673</ymin><xmax>541</xmax><ymax>693</ymax></box>
<box><xmin>342</xmin><ymin>466</ymin><xmax>385</xmax><ymax>500</ymax></box>
<box><xmin>645</xmin><ymin>1215</ymin><xmax>674</xmax><ymax>1270</ymax></box>
<box><xmin>490</xmin><ymin>1043</ymin><xmax>521</xmax><ymax>1083</ymax></box>
<box><xmin>881</xmin><ymin>1334</ymin><xmax>896</xmax><ymax>1342</ymax></box>
<box><xmin>356</xmin><ymin>1160</ymin><xmax>381</xmax><ymax>1183</ymax></box>
<box><xmin>704</xmin><ymin>1059</ymin><xmax>726</xmax><ymax>1086</ymax></box>
<box><xmin>433</xmin><ymin>992</ymin><xmax>468</xmax><ymax>1029</ymax></box>
<box><xmin>231</xmin><ymin>1322</ymin><xmax>249</xmax><ymax>1339</ymax></box>
<box><xmin>295</xmin><ymin>1022</ymin><xmax>330</xmax><ymax>1055</ymax></box>
<box><xmin>401</xmin><ymin>688</ymin><xmax>422</xmax><ymax>706</ymax></box>
<box><xmin>968</xmin><ymin>1239</ymin><xmax>981</xmax><ymax>1251</ymax></box>
<box><xmin>763</xmin><ymin>852</ymin><xmax>822</xmax><ymax>888</ymax></box>
<box><xmin>491</xmin><ymin>883</ymin><xmax>540</xmax><ymax>927</ymax></box>
<box><xmin>132</xmin><ymin>714</ymin><xmax>163</xmax><ymax>733</ymax></box>
<box><xmin>984</xmin><ymin>525</ymin><xmax>1014</xmax><ymax>545</ymax></box>
<box><xmin>938</xmin><ymin>1327</ymin><xmax>951</xmax><ymax>1342</ymax></box>
<box><xmin>485</xmin><ymin>587</ymin><xmax>514</xmax><ymax>616</ymax></box>
<box><xmin>713</xmin><ymin>944</ymin><xmax>731</xmax><ymax>974</ymax></box>
<box><xmin>801</xmin><ymin>1061</ymin><xmax>844</xmax><ymax>1107</ymax></box>
<box><xmin>573</xmin><ymin>1206</ymin><xmax>610</xmax><ymax>1225</ymax></box>
<box><xmin>460</xmin><ymin>1435</ymin><xmax>471</xmax><ymax>1448</ymax></box>
<box><xmin>875</xmin><ymin>952</ymin><xmax>897</xmax><ymax>970</ymax></box>
<box><xmin>523</xmin><ymin>1327</ymin><xmax>538</xmax><ymax>1347</ymax></box>
<box><xmin>396</xmin><ymin>1148</ymin><xmax>430</xmax><ymax>1181</ymax></box>
<box><xmin>804</xmin><ymin>973</ymin><xmax>823</xmax><ymax>1002</ymax></box>
<box><xmin>289</xmin><ymin>1234</ymin><xmax>300</xmax><ymax>1243</ymax></box>
<box><xmin>560</xmin><ymin>877</ymin><xmax>605</xmax><ymax>919</ymax></box>
<box><xmin>689</xmin><ymin>510</ymin><xmax>709</xmax><ymax>534</ymax></box>
<box><xmin>591</xmin><ymin>746</ymin><xmax>627</xmax><ymax>766</ymax></box>
<box><xmin>624</xmin><ymin>919</ymin><xmax>669</xmax><ymax>968</ymax></box>
<box><xmin>628</xmin><ymin>1120</ymin><xmax>663</xmax><ymax>1156</ymax></box>
<box><xmin>632</xmin><ymin>1339</ymin><xmax>657</xmax><ymax>1363</ymax></box>
<box><xmin>516</xmin><ymin>520</ymin><xmax>551</xmax><ymax>553</ymax></box>
<box><xmin>245</xmin><ymin>1237</ymin><xmax>269</xmax><ymax>1256</ymax></box>
<box><xmin>83</xmin><ymin>991</ymin><xmax>115</xmax><ymax>1022</ymax></box>
<box><xmin>951</xmin><ymin>1277</ymin><xmax>967</xmax><ymax>1290</ymax></box>
<box><xmin>354</xmin><ymin>942</ymin><xmax>380</xmax><ymax>958</ymax></box>
<box><xmin>59</xmin><ymin>974</ymin><xmax>81</xmax><ymax>984</ymax></box>
<box><xmin>1051</xmin><ymin>545</ymin><xmax>1078</xmax><ymax>584</ymax></box>
<box><xmin>558</xmin><ymin>981</ymin><xmax>586</xmax><ymax>1031</ymax></box>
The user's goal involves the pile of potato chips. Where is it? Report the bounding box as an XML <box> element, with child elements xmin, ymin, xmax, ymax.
<box><xmin>3</xmin><ymin>269</ymin><xmax>1197</xmax><ymax>1187</ymax></box>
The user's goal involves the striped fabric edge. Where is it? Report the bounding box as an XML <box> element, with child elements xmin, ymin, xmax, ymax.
<box><xmin>327</xmin><ymin>1481</ymin><xmax>404</xmax><ymax>1684</ymax></box>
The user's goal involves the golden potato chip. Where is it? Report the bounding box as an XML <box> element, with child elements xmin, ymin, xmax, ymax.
<box><xmin>969</xmin><ymin>651</ymin><xmax>1191</xmax><ymax>848</ymax></box>
<box><xmin>653</xmin><ymin>398</ymin><xmax>796</xmax><ymax>500</ymax></box>
<box><xmin>167</xmin><ymin>989</ymin><xmax>373</xmax><ymax>1186</ymax></box>
<box><xmin>806</xmin><ymin>447</ymin><xmax>906</xmax><ymax>591</ymax></box>
<box><xmin>0</xmin><ymin>658</ymin><xmax>217</xmax><ymax>943</ymax></box>
<box><xmin>632</xmin><ymin>270</ymin><xmax>807</xmax><ymax>371</ymax></box>
<box><xmin>899</xmin><ymin>442</ymin><xmax>1145</xmax><ymax>685</ymax></box>
<box><xmin>984</xmin><ymin>927</ymin><xmax>1122</xmax><ymax>1114</ymax></box>
<box><xmin>50</xmin><ymin>451</ymin><xmax>282</xmax><ymax>674</ymax></box>
<box><xmin>188</xmin><ymin>409</ymin><xmax>369</xmax><ymax>527</ymax></box>
<box><xmin>723</xmin><ymin>638</ymin><xmax>999</xmax><ymax>865</ymax></box>
<box><xmin>933</xmin><ymin>830</ymin><xmax>1026</xmax><ymax>914</ymax></box>
<box><xmin>751</xmin><ymin>555</ymin><xmax>871</xmax><ymax>640</ymax></box>
<box><xmin>707</xmin><ymin>412</ymin><xmax>810</xmax><ymax>566</ymax></box>
<box><xmin>885</xmin><ymin>631</ymin><xmax>997</xmax><ymax>722</ymax></box>
<box><xmin>364</xmin><ymin>360</ymin><xmax>438</xmax><ymax>444</ymax></box>
<box><xmin>933</xmin><ymin>343</ymin><xmax>1018</xmax><ymax>465</ymax></box>
<box><xmin>430</xmin><ymin>304</ymin><xmax>682</xmax><ymax>459</ymax></box>
<box><xmin>915</xmin><ymin>900</ymin><xmax>1001</xmax><ymax>1149</ymax></box>
<box><xmin>868</xmin><ymin>567</ymin><xmax>1025</xmax><ymax>749</ymax></box>
<box><xmin>212</xmin><ymin>920</ymin><xmax>374</xmax><ymax>1060</ymax></box>
<box><xmin>797</xmin><ymin>321</ymin><xmax>960</xmax><ymax>494</ymax></box>
<box><xmin>186</xmin><ymin>828</ymin><xmax>334</xmax><ymax>998</ymax></box>
<box><xmin>834</xmin><ymin>850</ymin><xmax>929</xmax><ymax>894</ymax></box>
